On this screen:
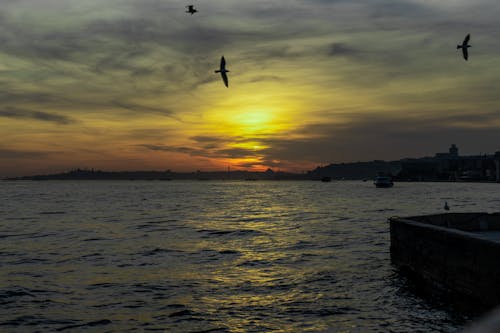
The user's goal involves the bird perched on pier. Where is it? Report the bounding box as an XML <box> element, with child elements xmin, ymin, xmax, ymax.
<box><xmin>444</xmin><ymin>202</ymin><xmax>450</xmax><ymax>211</ymax></box>
<box><xmin>457</xmin><ymin>34</ymin><xmax>471</xmax><ymax>61</ymax></box>
<box><xmin>215</xmin><ymin>56</ymin><xmax>229</xmax><ymax>88</ymax></box>
<box><xmin>185</xmin><ymin>5</ymin><xmax>197</xmax><ymax>15</ymax></box>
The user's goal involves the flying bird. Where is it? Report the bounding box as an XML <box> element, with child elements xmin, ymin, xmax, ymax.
<box><xmin>215</xmin><ymin>56</ymin><xmax>229</xmax><ymax>87</ymax></box>
<box><xmin>185</xmin><ymin>5</ymin><xmax>197</xmax><ymax>15</ymax></box>
<box><xmin>457</xmin><ymin>34</ymin><xmax>471</xmax><ymax>61</ymax></box>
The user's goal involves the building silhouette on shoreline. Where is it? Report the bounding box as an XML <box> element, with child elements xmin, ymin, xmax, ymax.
<box><xmin>398</xmin><ymin>144</ymin><xmax>500</xmax><ymax>182</ymax></box>
<box><xmin>307</xmin><ymin>144</ymin><xmax>500</xmax><ymax>182</ymax></box>
<box><xmin>6</xmin><ymin>145</ymin><xmax>500</xmax><ymax>182</ymax></box>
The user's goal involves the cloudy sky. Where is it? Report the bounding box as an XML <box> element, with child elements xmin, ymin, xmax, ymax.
<box><xmin>1</xmin><ymin>0</ymin><xmax>500</xmax><ymax>176</ymax></box>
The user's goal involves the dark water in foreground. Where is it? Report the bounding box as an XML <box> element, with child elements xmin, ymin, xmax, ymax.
<box><xmin>1</xmin><ymin>181</ymin><xmax>499</xmax><ymax>332</ymax></box>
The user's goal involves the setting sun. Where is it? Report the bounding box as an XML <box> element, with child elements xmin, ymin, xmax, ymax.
<box><xmin>232</xmin><ymin>109</ymin><xmax>273</xmax><ymax>129</ymax></box>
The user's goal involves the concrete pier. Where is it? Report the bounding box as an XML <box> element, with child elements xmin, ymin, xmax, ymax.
<box><xmin>390</xmin><ymin>213</ymin><xmax>500</xmax><ymax>310</ymax></box>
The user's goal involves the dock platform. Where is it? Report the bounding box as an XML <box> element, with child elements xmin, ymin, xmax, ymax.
<box><xmin>390</xmin><ymin>213</ymin><xmax>500</xmax><ymax>310</ymax></box>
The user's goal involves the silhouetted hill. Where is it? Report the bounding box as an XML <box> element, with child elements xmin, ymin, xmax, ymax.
<box><xmin>5</xmin><ymin>161</ymin><xmax>397</xmax><ymax>181</ymax></box>
<box><xmin>6</xmin><ymin>168</ymin><xmax>308</xmax><ymax>181</ymax></box>
<box><xmin>308</xmin><ymin>161</ymin><xmax>401</xmax><ymax>180</ymax></box>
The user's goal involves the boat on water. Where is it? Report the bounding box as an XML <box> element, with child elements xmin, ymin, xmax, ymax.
<box><xmin>374</xmin><ymin>176</ymin><xmax>393</xmax><ymax>188</ymax></box>
<box><xmin>321</xmin><ymin>176</ymin><xmax>332</xmax><ymax>182</ymax></box>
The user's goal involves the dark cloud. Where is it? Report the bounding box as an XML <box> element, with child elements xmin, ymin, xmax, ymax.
<box><xmin>0</xmin><ymin>91</ymin><xmax>56</xmax><ymax>104</ymax></box>
<box><xmin>328</xmin><ymin>43</ymin><xmax>362</xmax><ymax>57</ymax></box>
<box><xmin>0</xmin><ymin>13</ymin><xmax>90</xmax><ymax>62</ymax></box>
<box><xmin>244</xmin><ymin>44</ymin><xmax>311</xmax><ymax>63</ymax></box>
<box><xmin>84</xmin><ymin>18</ymin><xmax>260</xmax><ymax>55</ymax></box>
<box><xmin>141</xmin><ymin>142</ymin><xmax>259</xmax><ymax>160</ymax></box>
<box><xmin>190</xmin><ymin>136</ymin><xmax>228</xmax><ymax>150</ymax></box>
<box><xmin>367</xmin><ymin>0</ymin><xmax>431</xmax><ymax>19</ymax></box>
<box><xmin>113</xmin><ymin>101</ymin><xmax>176</xmax><ymax>118</ymax></box>
<box><xmin>93</xmin><ymin>48</ymin><xmax>153</xmax><ymax>74</ymax></box>
<box><xmin>244</xmin><ymin>75</ymin><xmax>283</xmax><ymax>84</ymax></box>
<box><xmin>236</xmin><ymin>162</ymin><xmax>255</xmax><ymax>168</ymax></box>
<box><xmin>0</xmin><ymin>148</ymin><xmax>51</xmax><ymax>159</ymax></box>
<box><xmin>141</xmin><ymin>144</ymin><xmax>199</xmax><ymax>155</ymax></box>
<box><xmin>190</xmin><ymin>135</ymin><xmax>256</xmax><ymax>145</ymax></box>
<box><xmin>0</xmin><ymin>107</ymin><xmax>74</xmax><ymax>124</ymax></box>
<box><xmin>190</xmin><ymin>135</ymin><xmax>228</xmax><ymax>151</ymax></box>
<box><xmin>190</xmin><ymin>136</ymin><xmax>226</xmax><ymax>143</ymax></box>
<box><xmin>213</xmin><ymin>147</ymin><xmax>257</xmax><ymax>159</ymax></box>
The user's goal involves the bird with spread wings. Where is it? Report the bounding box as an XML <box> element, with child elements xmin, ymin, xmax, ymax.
<box><xmin>215</xmin><ymin>56</ymin><xmax>230</xmax><ymax>87</ymax></box>
<box><xmin>457</xmin><ymin>34</ymin><xmax>471</xmax><ymax>61</ymax></box>
<box><xmin>185</xmin><ymin>5</ymin><xmax>197</xmax><ymax>15</ymax></box>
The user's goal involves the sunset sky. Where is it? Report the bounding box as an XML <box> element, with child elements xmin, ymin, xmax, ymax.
<box><xmin>2</xmin><ymin>0</ymin><xmax>500</xmax><ymax>176</ymax></box>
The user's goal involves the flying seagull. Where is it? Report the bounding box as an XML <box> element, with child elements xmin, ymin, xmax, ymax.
<box><xmin>457</xmin><ymin>34</ymin><xmax>471</xmax><ymax>61</ymax></box>
<box><xmin>215</xmin><ymin>56</ymin><xmax>229</xmax><ymax>87</ymax></box>
<box><xmin>185</xmin><ymin>5</ymin><xmax>197</xmax><ymax>15</ymax></box>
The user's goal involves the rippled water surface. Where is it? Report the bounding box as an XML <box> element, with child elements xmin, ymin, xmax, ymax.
<box><xmin>1</xmin><ymin>180</ymin><xmax>499</xmax><ymax>332</ymax></box>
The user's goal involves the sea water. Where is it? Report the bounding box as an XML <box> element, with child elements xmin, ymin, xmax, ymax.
<box><xmin>1</xmin><ymin>180</ymin><xmax>499</xmax><ymax>332</ymax></box>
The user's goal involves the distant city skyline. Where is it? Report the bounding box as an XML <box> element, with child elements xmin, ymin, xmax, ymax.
<box><xmin>7</xmin><ymin>144</ymin><xmax>500</xmax><ymax>179</ymax></box>
<box><xmin>2</xmin><ymin>0</ymin><xmax>500</xmax><ymax>177</ymax></box>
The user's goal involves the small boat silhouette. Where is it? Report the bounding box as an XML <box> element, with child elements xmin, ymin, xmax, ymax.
<box><xmin>374</xmin><ymin>176</ymin><xmax>393</xmax><ymax>188</ymax></box>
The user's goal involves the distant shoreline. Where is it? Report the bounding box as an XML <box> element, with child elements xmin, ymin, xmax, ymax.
<box><xmin>3</xmin><ymin>169</ymin><xmax>307</xmax><ymax>181</ymax></box>
<box><xmin>5</xmin><ymin>145</ymin><xmax>500</xmax><ymax>182</ymax></box>
<box><xmin>3</xmin><ymin>177</ymin><xmax>500</xmax><ymax>184</ymax></box>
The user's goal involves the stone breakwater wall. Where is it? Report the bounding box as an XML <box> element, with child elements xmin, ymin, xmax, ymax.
<box><xmin>390</xmin><ymin>213</ymin><xmax>500</xmax><ymax>310</ymax></box>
